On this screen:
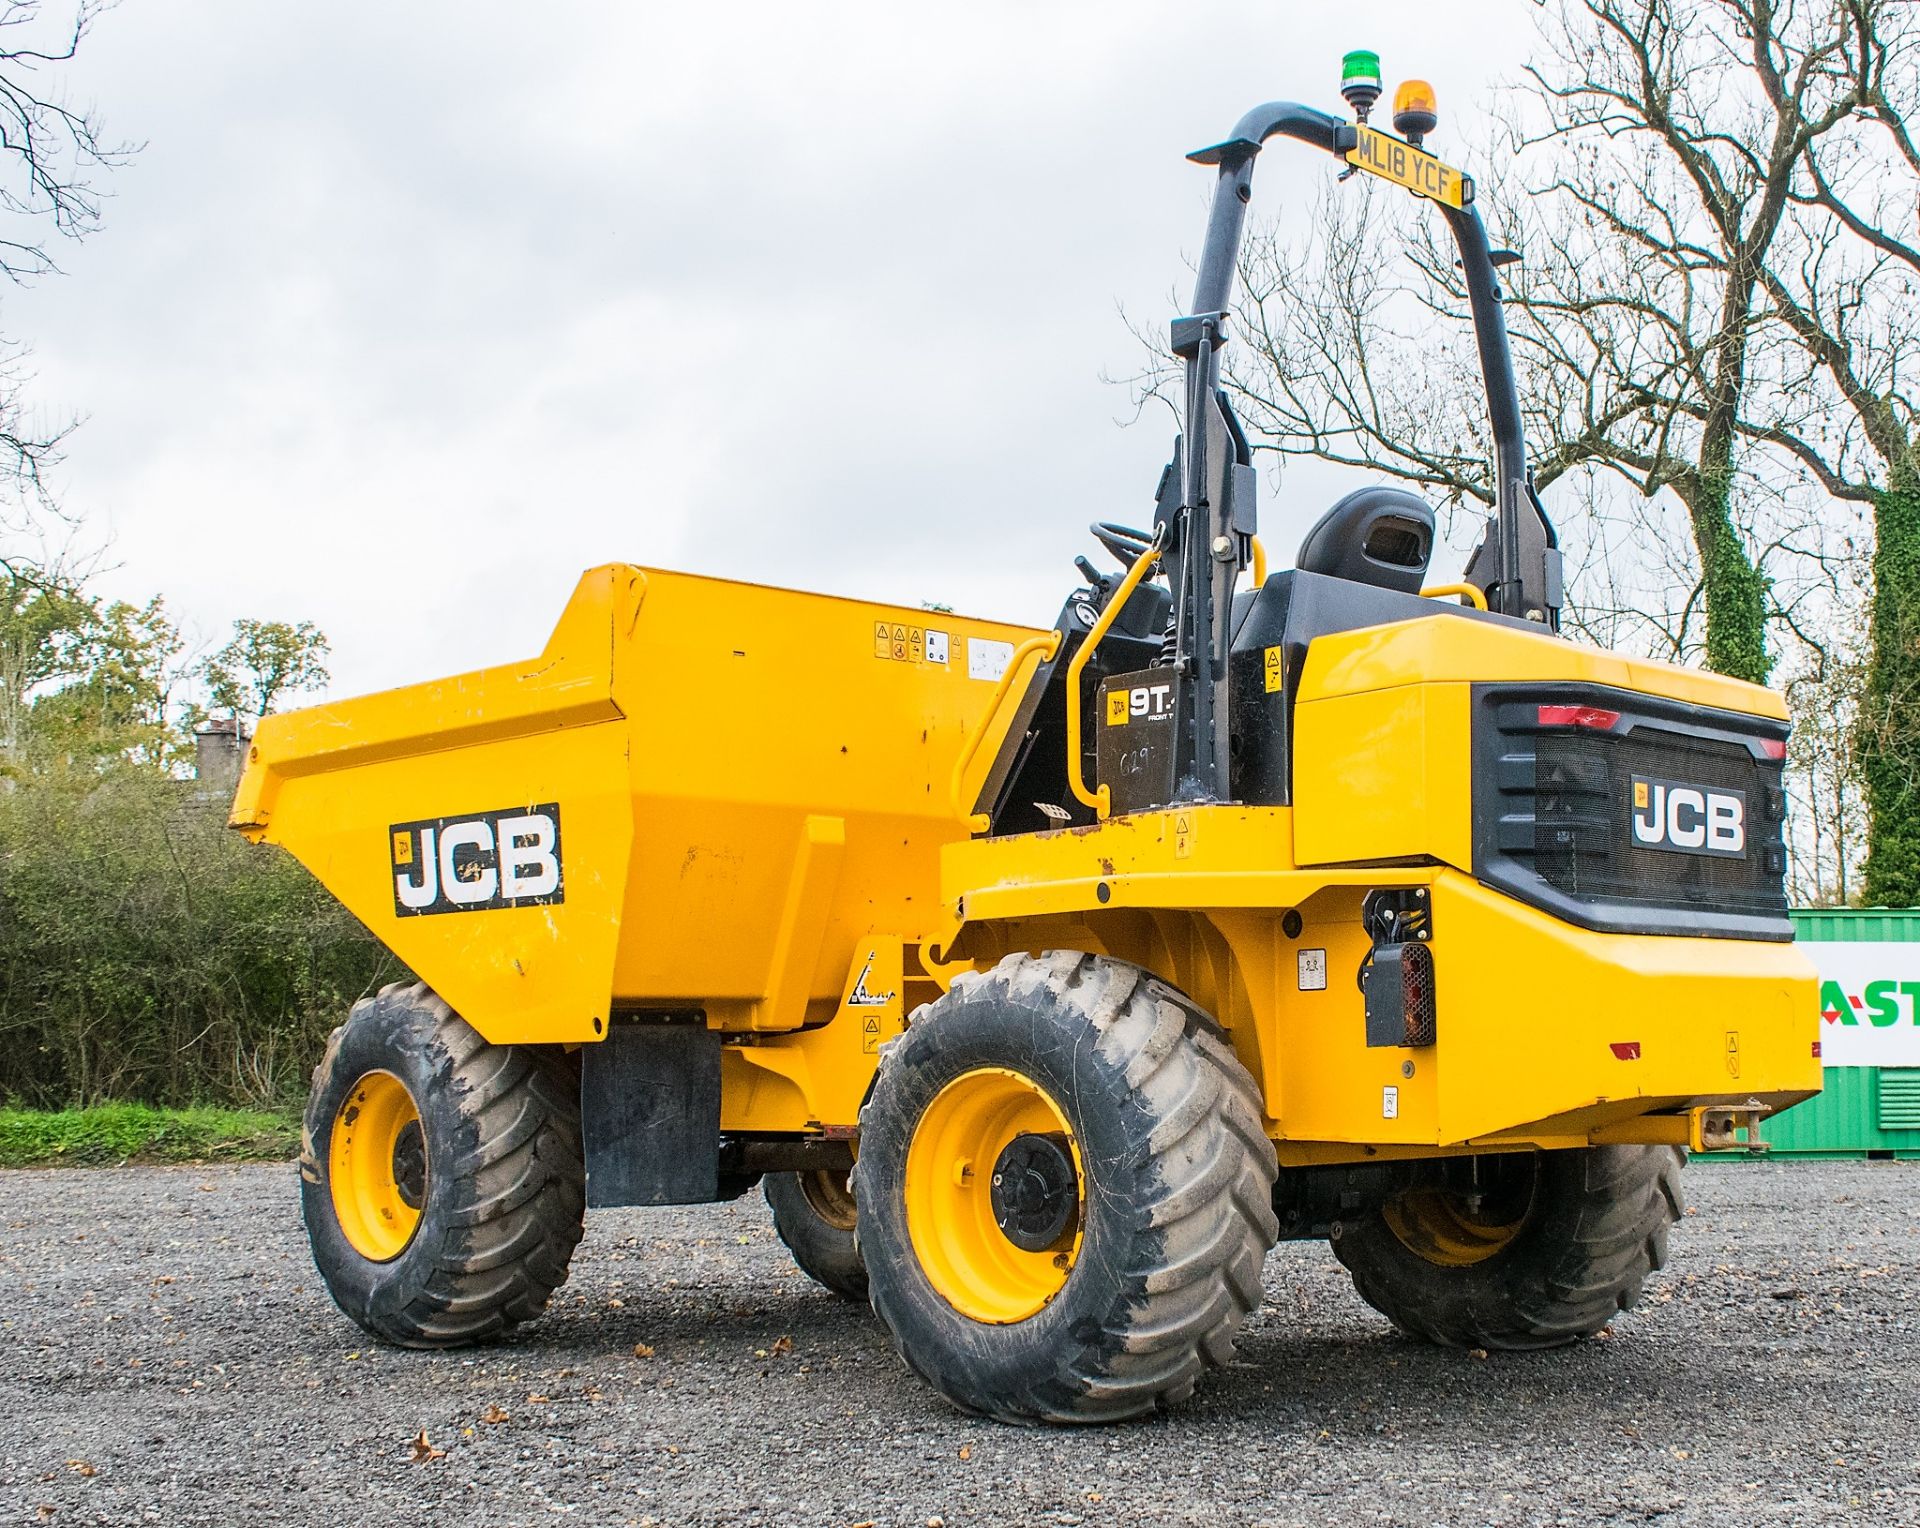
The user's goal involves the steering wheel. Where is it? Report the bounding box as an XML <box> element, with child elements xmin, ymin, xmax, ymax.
<box><xmin>1089</xmin><ymin>521</ymin><xmax>1155</xmax><ymax>570</ymax></box>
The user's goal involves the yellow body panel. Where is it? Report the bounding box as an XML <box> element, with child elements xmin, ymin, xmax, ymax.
<box><xmin>235</xmin><ymin>565</ymin><xmax>1038</xmax><ymax>1052</ymax></box>
<box><xmin>944</xmin><ymin>810</ymin><xmax>1819</xmax><ymax>1163</ymax></box>
<box><xmin>718</xmin><ymin>935</ymin><xmax>934</xmax><ymax>1133</ymax></box>
<box><xmin>1299</xmin><ymin>615</ymin><xmax>1789</xmax><ymax>719</ymax></box>
<box><xmin>1293</xmin><ymin>683</ymin><xmax>1475</xmax><ymax>870</ymax></box>
<box><xmin>234</xmin><ymin>567</ymin><xmax>639</xmax><ymax>1045</ymax></box>
<box><xmin>238</xmin><ymin>568</ymin><xmax>1817</xmax><ymax>1157</ymax></box>
<box><xmin>598</xmin><ymin>570</ymin><xmax>1035</xmax><ymax>1031</ymax></box>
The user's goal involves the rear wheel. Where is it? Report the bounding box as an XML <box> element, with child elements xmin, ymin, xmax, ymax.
<box><xmin>301</xmin><ymin>981</ymin><xmax>586</xmax><ymax>1348</ymax></box>
<box><xmin>765</xmin><ymin>1169</ymin><xmax>867</xmax><ymax>1300</ymax></box>
<box><xmin>854</xmin><ymin>951</ymin><xmax>1278</xmax><ymax>1424</ymax></box>
<box><xmin>1329</xmin><ymin>1146</ymin><xmax>1684</xmax><ymax>1349</ymax></box>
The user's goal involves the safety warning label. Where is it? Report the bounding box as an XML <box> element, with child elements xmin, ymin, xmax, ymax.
<box><xmin>1297</xmin><ymin>948</ymin><xmax>1327</xmax><ymax>992</ymax></box>
<box><xmin>872</xmin><ymin>620</ymin><xmax>950</xmax><ymax>667</ymax></box>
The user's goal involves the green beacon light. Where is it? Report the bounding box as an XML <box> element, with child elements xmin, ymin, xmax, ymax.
<box><xmin>1341</xmin><ymin>49</ymin><xmax>1382</xmax><ymax>122</ymax></box>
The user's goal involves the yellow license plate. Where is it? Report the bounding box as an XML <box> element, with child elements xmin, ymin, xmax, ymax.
<box><xmin>1345</xmin><ymin>124</ymin><xmax>1473</xmax><ymax>209</ymax></box>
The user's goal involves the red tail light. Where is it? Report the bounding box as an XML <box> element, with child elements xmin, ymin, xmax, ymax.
<box><xmin>1536</xmin><ymin>704</ymin><xmax>1621</xmax><ymax>731</ymax></box>
<box><xmin>1757</xmin><ymin>737</ymin><xmax>1786</xmax><ymax>761</ymax></box>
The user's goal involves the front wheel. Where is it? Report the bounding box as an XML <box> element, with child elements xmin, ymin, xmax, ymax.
<box><xmin>1329</xmin><ymin>1146</ymin><xmax>1685</xmax><ymax>1349</ymax></box>
<box><xmin>854</xmin><ymin>951</ymin><xmax>1279</xmax><ymax>1424</ymax></box>
<box><xmin>301</xmin><ymin>982</ymin><xmax>586</xmax><ymax>1348</ymax></box>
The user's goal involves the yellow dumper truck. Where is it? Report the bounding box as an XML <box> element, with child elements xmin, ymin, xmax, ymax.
<box><xmin>234</xmin><ymin>58</ymin><xmax>1819</xmax><ymax>1424</ymax></box>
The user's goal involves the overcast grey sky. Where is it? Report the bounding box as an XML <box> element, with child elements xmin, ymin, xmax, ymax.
<box><xmin>13</xmin><ymin>1</ymin><xmax>1534</xmax><ymax>699</ymax></box>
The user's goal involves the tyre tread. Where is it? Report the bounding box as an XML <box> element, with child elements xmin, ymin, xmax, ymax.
<box><xmin>860</xmin><ymin>951</ymin><xmax>1278</xmax><ymax>1424</ymax></box>
<box><xmin>1333</xmin><ymin>1145</ymin><xmax>1685</xmax><ymax>1350</ymax></box>
<box><xmin>304</xmin><ymin>982</ymin><xmax>585</xmax><ymax>1349</ymax></box>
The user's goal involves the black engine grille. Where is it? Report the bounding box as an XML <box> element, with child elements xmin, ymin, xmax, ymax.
<box><xmin>1474</xmin><ymin>685</ymin><xmax>1792</xmax><ymax>941</ymax></box>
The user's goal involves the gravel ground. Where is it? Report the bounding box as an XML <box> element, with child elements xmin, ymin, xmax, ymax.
<box><xmin>2</xmin><ymin>1159</ymin><xmax>1916</xmax><ymax>1528</ymax></box>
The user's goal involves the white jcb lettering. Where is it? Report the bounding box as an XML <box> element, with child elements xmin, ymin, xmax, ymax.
<box><xmin>1631</xmin><ymin>777</ymin><xmax>1747</xmax><ymax>856</ymax></box>
<box><xmin>1666</xmin><ymin>788</ymin><xmax>1706</xmax><ymax>849</ymax></box>
<box><xmin>1707</xmin><ymin>792</ymin><xmax>1744</xmax><ymax>853</ymax></box>
<box><xmin>396</xmin><ymin>826</ymin><xmax>440</xmax><ymax>909</ymax></box>
<box><xmin>1632</xmin><ymin>784</ymin><xmax>1666</xmax><ymax>846</ymax></box>
<box><xmin>391</xmin><ymin>803</ymin><xmax>564</xmax><ymax>916</ymax></box>
<box><xmin>497</xmin><ymin>812</ymin><xmax>560</xmax><ymax>899</ymax></box>
<box><xmin>439</xmin><ymin>820</ymin><xmax>498</xmax><ymax>905</ymax></box>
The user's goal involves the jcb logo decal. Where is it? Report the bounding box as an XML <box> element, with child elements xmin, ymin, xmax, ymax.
<box><xmin>390</xmin><ymin>803</ymin><xmax>564</xmax><ymax>917</ymax></box>
<box><xmin>1630</xmin><ymin>775</ymin><xmax>1746</xmax><ymax>858</ymax></box>
<box><xmin>1105</xmin><ymin>682</ymin><xmax>1174</xmax><ymax>726</ymax></box>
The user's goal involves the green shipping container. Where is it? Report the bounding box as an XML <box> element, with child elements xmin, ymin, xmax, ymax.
<box><xmin>1761</xmin><ymin>908</ymin><xmax>1920</xmax><ymax>1159</ymax></box>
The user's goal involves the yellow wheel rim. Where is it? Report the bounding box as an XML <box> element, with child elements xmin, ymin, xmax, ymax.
<box><xmin>904</xmin><ymin>1066</ymin><xmax>1083</xmax><ymax>1324</ymax></box>
<box><xmin>799</xmin><ymin>1169</ymin><xmax>857</xmax><ymax>1232</ymax></box>
<box><xmin>1382</xmin><ymin>1185</ymin><xmax>1527</xmax><ymax>1268</ymax></box>
<box><xmin>329</xmin><ymin>1070</ymin><xmax>428</xmax><ymax>1262</ymax></box>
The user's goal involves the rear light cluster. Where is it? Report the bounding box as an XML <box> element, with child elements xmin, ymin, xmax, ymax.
<box><xmin>1362</xmin><ymin>941</ymin><xmax>1437</xmax><ymax>1049</ymax></box>
<box><xmin>1536</xmin><ymin>703</ymin><xmax>1621</xmax><ymax>731</ymax></box>
<box><xmin>1536</xmin><ymin>702</ymin><xmax>1786</xmax><ymax>760</ymax></box>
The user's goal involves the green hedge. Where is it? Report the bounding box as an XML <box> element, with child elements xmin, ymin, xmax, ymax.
<box><xmin>0</xmin><ymin>769</ymin><xmax>405</xmax><ymax>1108</ymax></box>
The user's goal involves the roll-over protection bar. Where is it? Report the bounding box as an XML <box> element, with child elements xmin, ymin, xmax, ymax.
<box><xmin>1164</xmin><ymin>100</ymin><xmax>1561</xmax><ymax>801</ymax></box>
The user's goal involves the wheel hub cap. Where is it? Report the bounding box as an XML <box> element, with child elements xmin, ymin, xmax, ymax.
<box><xmin>391</xmin><ymin>1119</ymin><xmax>427</xmax><ymax>1211</ymax></box>
<box><xmin>990</xmin><ymin>1132</ymin><xmax>1079</xmax><ymax>1252</ymax></box>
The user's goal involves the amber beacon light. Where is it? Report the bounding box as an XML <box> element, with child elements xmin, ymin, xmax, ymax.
<box><xmin>1393</xmin><ymin>79</ymin><xmax>1439</xmax><ymax>143</ymax></box>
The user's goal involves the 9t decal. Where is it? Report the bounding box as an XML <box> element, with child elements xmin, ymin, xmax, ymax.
<box><xmin>1104</xmin><ymin>682</ymin><xmax>1175</xmax><ymax>726</ymax></box>
<box><xmin>390</xmin><ymin>803</ymin><xmax>564</xmax><ymax>916</ymax></box>
<box><xmin>1630</xmin><ymin>776</ymin><xmax>1746</xmax><ymax>858</ymax></box>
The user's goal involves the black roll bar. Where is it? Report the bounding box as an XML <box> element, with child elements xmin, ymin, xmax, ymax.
<box><xmin>1162</xmin><ymin>100</ymin><xmax>1561</xmax><ymax>801</ymax></box>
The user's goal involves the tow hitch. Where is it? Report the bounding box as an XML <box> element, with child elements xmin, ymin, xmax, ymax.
<box><xmin>1695</xmin><ymin>1101</ymin><xmax>1771</xmax><ymax>1154</ymax></box>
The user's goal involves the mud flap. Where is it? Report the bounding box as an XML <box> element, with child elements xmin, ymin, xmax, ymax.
<box><xmin>581</xmin><ymin>1023</ymin><xmax>721</xmax><ymax>1207</ymax></box>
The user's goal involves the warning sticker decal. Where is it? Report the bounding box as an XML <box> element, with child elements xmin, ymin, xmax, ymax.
<box><xmin>872</xmin><ymin>620</ymin><xmax>951</xmax><ymax>668</ymax></box>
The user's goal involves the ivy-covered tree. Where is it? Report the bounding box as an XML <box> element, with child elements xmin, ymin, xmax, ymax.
<box><xmin>1746</xmin><ymin>6</ymin><xmax>1920</xmax><ymax>904</ymax></box>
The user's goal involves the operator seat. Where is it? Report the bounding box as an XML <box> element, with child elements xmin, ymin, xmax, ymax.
<box><xmin>1295</xmin><ymin>486</ymin><xmax>1435</xmax><ymax>594</ymax></box>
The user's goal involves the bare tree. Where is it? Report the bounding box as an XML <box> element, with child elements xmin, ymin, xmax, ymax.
<box><xmin>1129</xmin><ymin>1</ymin><xmax>1879</xmax><ymax>688</ymax></box>
<box><xmin>0</xmin><ymin>2</ymin><xmax>131</xmax><ymax>513</ymax></box>
<box><xmin>1780</xmin><ymin>589</ymin><xmax>1870</xmax><ymax>906</ymax></box>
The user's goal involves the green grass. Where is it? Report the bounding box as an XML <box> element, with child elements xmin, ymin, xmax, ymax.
<box><xmin>0</xmin><ymin>1103</ymin><xmax>300</xmax><ymax>1167</ymax></box>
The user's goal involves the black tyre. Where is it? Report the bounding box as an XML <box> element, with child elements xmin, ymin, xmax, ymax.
<box><xmin>765</xmin><ymin>1169</ymin><xmax>867</xmax><ymax>1300</ymax></box>
<box><xmin>1329</xmin><ymin>1145</ymin><xmax>1684</xmax><ymax>1349</ymax></box>
<box><xmin>300</xmin><ymin>981</ymin><xmax>587</xmax><ymax>1348</ymax></box>
<box><xmin>854</xmin><ymin>951</ymin><xmax>1279</xmax><ymax>1424</ymax></box>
